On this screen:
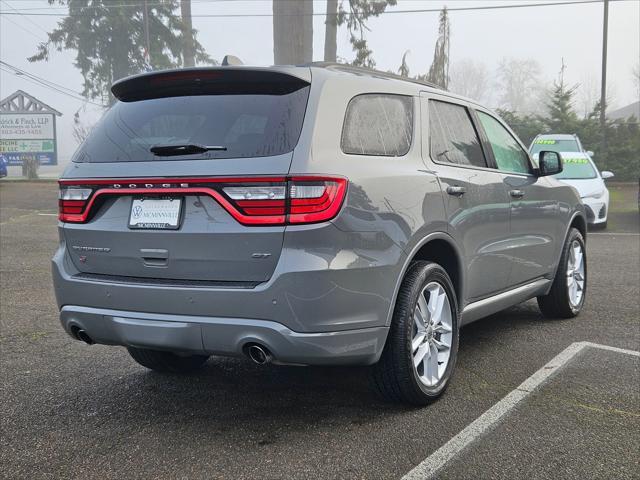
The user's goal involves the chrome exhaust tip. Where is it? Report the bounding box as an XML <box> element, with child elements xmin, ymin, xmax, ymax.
<box><xmin>247</xmin><ymin>344</ymin><xmax>272</xmax><ymax>365</ymax></box>
<box><xmin>75</xmin><ymin>328</ymin><xmax>95</xmax><ymax>345</ymax></box>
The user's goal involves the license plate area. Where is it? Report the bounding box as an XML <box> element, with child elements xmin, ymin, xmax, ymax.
<box><xmin>128</xmin><ymin>197</ymin><xmax>183</xmax><ymax>230</ymax></box>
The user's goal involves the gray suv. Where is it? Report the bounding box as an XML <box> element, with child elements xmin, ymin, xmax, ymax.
<box><xmin>53</xmin><ymin>64</ymin><xmax>587</xmax><ymax>405</ymax></box>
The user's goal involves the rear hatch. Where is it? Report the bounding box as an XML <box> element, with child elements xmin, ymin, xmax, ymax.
<box><xmin>60</xmin><ymin>68</ymin><xmax>311</xmax><ymax>285</ymax></box>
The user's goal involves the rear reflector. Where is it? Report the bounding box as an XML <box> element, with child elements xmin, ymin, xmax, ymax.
<box><xmin>58</xmin><ymin>176</ymin><xmax>347</xmax><ymax>226</ymax></box>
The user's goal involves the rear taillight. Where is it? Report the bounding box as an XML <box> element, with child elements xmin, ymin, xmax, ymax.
<box><xmin>288</xmin><ymin>177</ymin><xmax>346</xmax><ymax>224</ymax></box>
<box><xmin>58</xmin><ymin>176</ymin><xmax>347</xmax><ymax>226</ymax></box>
<box><xmin>223</xmin><ymin>185</ymin><xmax>286</xmax><ymax>219</ymax></box>
<box><xmin>58</xmin><ymin>187</ymin><xmax>92</xmax><ymax>222</ymax></box>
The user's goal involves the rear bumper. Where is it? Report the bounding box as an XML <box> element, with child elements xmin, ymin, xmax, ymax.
<box><xmin>60</xmin><ymin>305</ymin><xmax>388</xmax><ymax>365</ymax></box>
<box><xmin>53</xmin><ymin>222</ymin><xmax>404</xmax><ymax>334</ymax></box>
<box><xmin>53</xmin><ymin>221</ymin><xmax>406</xmax><ymax>364</ymax></box>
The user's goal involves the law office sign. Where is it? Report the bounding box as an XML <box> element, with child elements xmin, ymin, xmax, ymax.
<box><xmin>0</xmin><ymin>90</ymin><xmax>61</xmax><ymax>166</ymax></box>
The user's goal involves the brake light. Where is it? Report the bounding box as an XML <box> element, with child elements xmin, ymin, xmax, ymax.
<box><xmin>288</xmin><ymin>177</ymin><xmax>346</xmax><ymax>224</ymax></box>
<box><xmin>58</xmin><ymin>187</ymin><xmax>92</xmax><ymax>222</ymax></box>
<box><xmin>58</xmin><ymin>176</ymin><xmax>347</xmax><ymax>226</ymax></box>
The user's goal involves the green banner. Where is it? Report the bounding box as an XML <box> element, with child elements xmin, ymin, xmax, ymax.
<box><xmin>0</xmin><ymin>139</ymin><xmax>55</xmax><ymax>153</ymax></box>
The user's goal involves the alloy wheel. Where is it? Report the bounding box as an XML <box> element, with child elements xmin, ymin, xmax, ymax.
<box><xmin>412</xmin><ymin>282</ymin><xmax>453</xmax><ymax>387</ymax></box>
<box><xmin>566</xmin><ymin>240</ymin><xmax>585</xmax><ymax>308</ymax></box>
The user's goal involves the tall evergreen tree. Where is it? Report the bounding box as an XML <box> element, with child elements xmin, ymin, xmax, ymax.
<box><xmin>337</xmin><ymin>0</ymin><xmax>396</xmax><ymax>68</ymax></box>
<box><xmin>398</xmin><ymin>50</ymin><xmax>410</xmax><ymax>78</ymax></box>
<box><xmin>424</xmin><ymin>7</ymin><xmax>450</xmax><ymax>89</ymax></box>
<box><xmin>28</xmin><ymin>0</ymin><xmax>211</xmax><ymax>105</ymax></box>
<box><xmin>545</xmin><ymin>68</ymin><xmax>580</xmax><ymax>133</ymax></box>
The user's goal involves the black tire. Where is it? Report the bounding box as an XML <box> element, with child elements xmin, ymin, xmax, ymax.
<box><xmin>370</xmin><ymin>261</ymin><xmax>460</xmax><ymax>405</ymax></box>
<box><xmin>537</xmin><ymin>227</ymin><xmax>587</xmax><ymax>319</ymax></box>
<box><xmin>127</xmin><ymin>347</ymin><xmax>209</xmax><ymax>373</ymax></box>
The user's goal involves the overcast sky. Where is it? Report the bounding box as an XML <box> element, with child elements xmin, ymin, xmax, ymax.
<box><xmin>1</xmin><ymin>0</ymin><xmax>639</xmax><ymax>167</ymax></box>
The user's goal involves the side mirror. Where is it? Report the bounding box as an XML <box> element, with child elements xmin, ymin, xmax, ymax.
<box><xmin>601</xmin><ymin>170</ymin><xmax>614</xmax><ymax>180</ymax></box>
<box><xmin>537</xmin><ymin>151</ymin><xmax>563</xmax><ymax>177</ymax></box>
<box><xmin>586</xmin><ymin>150</ymin><xmax>594</xmax><ymax>157</ymax></box>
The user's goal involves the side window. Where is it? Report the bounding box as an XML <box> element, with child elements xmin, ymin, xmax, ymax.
<box><xmin>477</xmin><ymin>112</ymin><xmax>531</xmax><ymax>174</ymax></box>
<box><xmin>341</xmin><ymin>94</ymin><xmax>413</xmax><ymax>156</ymax></box>
<box><xmin>429</xmin><ymin>100</ymin><xmax>487</xmax><ymax>168</ymax></box>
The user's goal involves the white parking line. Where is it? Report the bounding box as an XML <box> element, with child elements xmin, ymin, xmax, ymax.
<box><xmin>402</xmin><ymin>341</ymin><xmax>640</xmax><ymax>480</ymax></box>
<box><xmin>37</xmin><ymin>213</ymin><xmax>58</xmax><ymax>216</ymax></box>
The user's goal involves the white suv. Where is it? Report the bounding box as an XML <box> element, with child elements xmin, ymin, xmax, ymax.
<box><xmin>530</xmin><ymin>134</ymin><xmax>614</xmax><ymax>228</ymax></box>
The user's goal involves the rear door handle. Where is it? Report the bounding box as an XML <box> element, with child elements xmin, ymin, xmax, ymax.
<box><xmin>509</xmin><ymin>189</ymin><xmax>525</xmax><ymax>198</ymax></box>
<box><xmin>446</xmin><ymin>186</ymin><xmax>466</xmax><ymax>196</ymax></box>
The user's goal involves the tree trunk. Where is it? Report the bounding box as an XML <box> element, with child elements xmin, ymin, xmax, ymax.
<box><xmin>302</xmin><ymin>0</ymin><xmax>312</xmax><ymax>63</ymax></box>
<box><xmin>273</xmin><ymin>0</ymin><xmax>313</xmax><ymax>65</ymax></box>
<box><xmin>24</xmin><ymin>156</ymin><xmax>39</xmax><ymax>179</ymax></box>
<box><xmin>324</xmin><ymin>0</ymin><xmax>338</xmax><ymax>62</ymax></box>
<box><xmin>181</xmin><ymin>0</ymin><xmax>195</xmax><ymax>67</ymax></box>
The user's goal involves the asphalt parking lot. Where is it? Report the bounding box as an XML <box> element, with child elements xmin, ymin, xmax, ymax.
<box><xmin>1</xmin><ymin>181</ymin><xmax>638</xmax><ymax>480</ymax></box>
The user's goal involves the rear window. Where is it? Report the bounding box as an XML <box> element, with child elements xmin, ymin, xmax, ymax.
<box><xmin>73</xmin><ymin>87</ymin><xmax>310</xmax><ymax>162</ymax></box>
<box><xmin>530</xmin><ymin>138</ymin><xmax>579</xmax><ymax>154</ymax></box>
<box><xmin>341</xmin><ymin>94</ymin><xmax>413</xmax><ymax>156</ymax></box>
<box><xmin>554</xmin><ymin>156</ymin><xmax>597</xmax><ymax>179</ymax></box>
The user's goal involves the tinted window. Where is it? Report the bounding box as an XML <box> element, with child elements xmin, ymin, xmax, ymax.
<box><xmin>530</xmin><ymin>138</ymin><xmax>580</xmax><ymax>154</ymax></box>
<box><xmin>73</xmin><ymin>87</ymin><xmax>310</xmax><ymax>162</ymax></box>
<box><xmin>429</xmin><ymin>100</ymin><xmax>486</xmax><ymax>168</ymax></box>
<box><xmin>477</xmin><ymin>112</ymin><xmax>531</xmax><ymax>174</ymax></box>
<box><xmin>341</xmin><ymin>94</ymin><xmax>413</xmax><ymax>156</ymax></box>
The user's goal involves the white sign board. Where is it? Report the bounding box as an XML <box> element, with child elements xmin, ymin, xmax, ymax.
<box><xmin>0</xmin><ymin>113</ymin><xmax>55</xmax><ymax>140</ymax></box>
<box><xmin>0</xmin><ymin>113</ymin><xmax>57</xmax><ymax>165</ymax></box>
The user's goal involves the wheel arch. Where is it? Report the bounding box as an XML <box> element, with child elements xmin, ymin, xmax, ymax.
<box><xmin>570</xmin><ymin>211</ymin><xmax>587</xmax><ymax>241</ymax></box>
<box><xmin>545</xmin><ymin>210</ymin><xmax>588</xmax><ymax>294</ymax></box>
<box><xmin>386</xmin><ymin>232</ymin><xmax>465</xmax><ymax>327</ymax></box>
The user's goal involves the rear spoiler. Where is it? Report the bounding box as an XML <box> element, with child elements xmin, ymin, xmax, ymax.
<box><xmin>111</xmin><ymin>67</ymin><xmax>311</xmax><ymax>102</ymax></box>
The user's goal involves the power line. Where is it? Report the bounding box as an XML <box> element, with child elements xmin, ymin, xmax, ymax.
<box><xmin>1</xmin><ymin>0</ymin><xmax>231</xmax><ymax>11</ymax></box>
<box><xmin>0</xmin><ymin>66</ymin><xmax>102</xmax><ymax>107</ymax></box>
<box><xmin>1</xmin><ymin>0</ymin><xmax>51</xmax><ymax>36</ymax></box>
<box><xmin>1</xmin><ymin>61</ymin><xmax>87</xmax><ymax>98</ymax></box>
<box><xmin>0</xmin><ymin>0</ymin><xmax>632</xmax><ymax>17</ymax></box>
<box><xmin>0</xmin><ymin>11</ymin><xmax>47</xmax><ymax>42</ymax></box>
<box><xmin>0</xmin><ymin>61</ymin><xmax>104</xmax><ymax>107</ymax></box>
<box><xmin>0</xmin><ymin>65</ymin><xmax>88</xmax><ymax>102</ymax></box>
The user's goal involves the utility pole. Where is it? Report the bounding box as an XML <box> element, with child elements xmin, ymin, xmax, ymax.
<box><xmin>324</xmin><ymin>0</ymin><xmax>338</xmax><ymax>62</ymax></box>
<box><xmin>181</xmin><ymin>0</ymin><xmax>195</xmax><ymax>67</ymax></box>
<box><xmin>600</xmin><ymin>0</ymin><xmax>609</xmax><ymax>156</ymax></box>
<box><xmin>143</xmin><ymin>0</ymin><xmax>151</xmax><ymax>68</ymax></box>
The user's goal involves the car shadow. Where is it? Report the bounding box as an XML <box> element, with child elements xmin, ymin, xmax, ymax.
<box><xmin>72</xmin><ymin>301</ymin><xmax>554</xmax><ymax>433</ymax></box>
<box><xmin>78</xmin><ymin>353</ymin><xmax>416</xmax><ymax>432</ymax></box>
<box><xmin>459</xmin><ymin>300</ymin><xmax>549</xmax><ymax>349</ymax></box>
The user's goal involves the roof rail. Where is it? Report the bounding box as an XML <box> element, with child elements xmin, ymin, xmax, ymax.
<box><xmin>304</xmin><ymin>62</ymin><xmax>443</xmax><ymax>91</ymax></box>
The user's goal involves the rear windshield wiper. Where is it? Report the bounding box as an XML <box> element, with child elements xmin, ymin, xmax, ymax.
<box><xmin>150</xmin><ymin>144</ymin><xmax>227</xmax><ymax>157</ymax></box>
